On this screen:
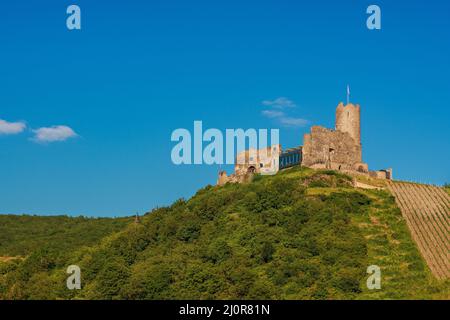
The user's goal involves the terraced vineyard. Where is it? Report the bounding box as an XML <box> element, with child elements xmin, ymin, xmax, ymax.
<box><xmin>387</xmin><ymin>181</ymin><xmax>450</xmax><ymax>280</ymax></box>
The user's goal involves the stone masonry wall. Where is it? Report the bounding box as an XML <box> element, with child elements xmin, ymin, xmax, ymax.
<box><xmin>302</xmin><ymin>126</ymin><xmax>365</xmax><ymax>171</ymax></box>
<box><xmin>335</xmin><ymin>103</ymin><xmax>361</xmax><ymax>145</ymax></box>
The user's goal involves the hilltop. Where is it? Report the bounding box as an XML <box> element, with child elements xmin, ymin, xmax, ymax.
<box><xmin>0</xmin><ymin>167</ymin><xmax>448</xmax><ymax>299</ymax></box>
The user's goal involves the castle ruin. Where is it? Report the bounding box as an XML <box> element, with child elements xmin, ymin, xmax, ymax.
<box><xmin>218</xmin><ymin>102</ymin><xmax>392</xmax><ymax>185</ymax></box>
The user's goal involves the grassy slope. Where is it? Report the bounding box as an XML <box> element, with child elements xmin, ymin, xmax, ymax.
<box><xmin>0</xmin><ymin>167</ymin><xmax>448</xmax><ymax>299</ymax></box>
<box><xmin>348</xmin><ymin>188</ymin><xmax>448</xmax><ymax>299</ymax></box>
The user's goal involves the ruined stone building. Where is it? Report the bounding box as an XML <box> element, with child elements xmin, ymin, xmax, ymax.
<box><xmin>218</xmin><ymin>102</ymin><xmax>392</xmax><ymax>185</ymax></box>
<box><xmin>302</xmin><ymin>103</ymin><xmax>367</xmax><ymax>173</ymax></box>
<box><xmin>218</xmin><ymin>145</ymin><xmax>281</xmax><ymax>185</ymax></box>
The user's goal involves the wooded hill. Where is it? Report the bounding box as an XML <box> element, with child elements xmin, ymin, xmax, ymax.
<box><xmin>0</xmin><ymin>167</ymin><xmax>448</xmax><ymax>299</ymax></box>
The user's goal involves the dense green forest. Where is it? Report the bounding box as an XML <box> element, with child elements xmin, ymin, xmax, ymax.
<box><xmin>0</xmin><ymin>215</ymin><xmax>131</xmax><ymax>257</ymax></box>
<box><xmin>0</xmin><ymin>167</ymin><xmax>448</xmax><ymax>299</ymax></box>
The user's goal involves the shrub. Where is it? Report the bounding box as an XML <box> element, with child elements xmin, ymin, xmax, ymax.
<box><xmin>260</xmin><ymin>242</ymin><xmax>275</xmax><ymax>263</ymax></box>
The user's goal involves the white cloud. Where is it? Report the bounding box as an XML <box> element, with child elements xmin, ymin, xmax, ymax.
<box><xmin>261</xmin><ymin>110</ymin><xmax>285</xmax><ymax>118</ymax></box>
<box><xmin>262</xmin><ymin>97</ymin><xmax>296</xmax><ymax>109</ymax></box>
<box><xmin>261</xmin><ymin>97</ymin><xmax>308</xmax><ymax>128</ymax></box>
<box><xmin>278</xmin><ymin>117</ymin><xmax>308</xmax><ymax>127</ymax></box>
<box><xmin>32</xmin><ymin>125</ymin><xmax>78</xmax><ymax>143</ymax></box>
<box><xmin>0</xmin><ymin>119</ymin><xmax>26</xmax><ymax>135</ymax></box>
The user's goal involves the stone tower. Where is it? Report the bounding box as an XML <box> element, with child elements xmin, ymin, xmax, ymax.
<box><xmin>335</xmin><ymin>102</ymin><xmax>361</xmax><ymax>145</ymax></box>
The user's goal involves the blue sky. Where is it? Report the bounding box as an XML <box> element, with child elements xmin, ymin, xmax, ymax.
<box><xmin>1</xmin><ymin>0</ymin><xmax>449</xmax><ymax>216</ymax></box>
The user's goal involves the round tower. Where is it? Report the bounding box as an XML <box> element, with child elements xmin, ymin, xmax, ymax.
<box><xmin>335</xmin><ymin>102</ymin><xmax>361</xmax><ymax>146</ymax></box>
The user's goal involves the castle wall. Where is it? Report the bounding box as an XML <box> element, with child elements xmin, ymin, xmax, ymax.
<box><xmin>234</xmin><ymin>145</ymin><xmax>280</xmax><ymax>176</ymax></box>
<box><xmin>369</xmin><ymin>168</ymin><xmax>393</xmax><ymax>180</ymax></box>
<box><xmin>217</xmin><ymin>171</ymin><xmax>230</xmax><ymax>185</ymax></box>
<box><xmin>302</xmin><ymin>126</ymin><xmax>365</xmax><ymax>171</ymax></box>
